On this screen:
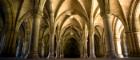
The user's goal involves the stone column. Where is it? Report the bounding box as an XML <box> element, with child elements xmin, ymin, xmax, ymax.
<box><xmin>55</xmin><ymin>40</ymin><xmax>61</xmax><ymax>58</ymax></box>
<box><xmin>47</xmin><ymin>10</ymin><xmax>55</xmax><ymax>59</ymax></box>
<box><xmin>121</xmin><ymin>32</ymin><xmax>128</xmax><ymax>57</ymax></box>
<box><xmin>47</xmin><ymin>26</ymin><xmax>55</xmax><ymax>59</ymax></box>
<box><xmin>89</xmin><ymin>8</ymin><xmax>96</xmax><ymax>58</ymax></box>
<box><xmin>97</xmin><ymin>0</ymin><xmax>117</xmax><ymax>58</ymax></box>
<box><xmin>89</xmin><ymin>33</ymin><xmax>96</xmax><ymax>58</ymax></box>
<box><xmin>133</xmin><ymin>32</ymin><xmax>140</xmax><ymax>56</ymax></box>
<box><xmin>80</xmin><ymin>25</ymin><xmax>88</xmax><ymax>58</ymax></box>
<box><xmin>84</xmin><ymin>39</ymin><xmax>88</xmax><ymax>58</ymax></box>
<box><xmin>84</xmin><ymin>26</ymin><xmax>88</xmax><ymax>58</ymax></box>
<box><xmin>28</xmin><ymin>0</ymin><xmax>46</xmax><ymax>58</ymax></box>
<box><xmin>24</xmin><ymin>29</ymin><xmax>32</xmax><ymax>58</ymax></box>
<box><xmin>126</xmin><ymin>32</ymin><xmax>140</xmax><ymax>56</ymax></box>
<box><xmin>114</xmin><ymin>34</ymin><xmax>123</xmax><ymax>58</ymax></box>
<box><xmin>89</xmin><ymin>23</ymin><xmax>96</xmax><ymax>58</ymax></box>
<box><xmin>60</xmin><ymin>41</ymin><xmax>64</xmax><ymax>58</ymax></box>
<box><xmin>125</xmin><ymin>32</ymin><xmax>137</xmax><ymax>57</ymax></box>
<box><xmin>59</xmin><ymin>38</ymin><xmax>64</xmax><ymax>58</ymax></box>
<box><xmin>80</xmin><ymin>42</ymin><xmax>85</xmax><ymax>58</ymax></box>
<box><xmin>28</xmin><ymin>12</ymin><xmax>42</xmax><ymax>58</ymax></box>
<box><xmin>81</xmin><ymin>40</ymin><xmax>87</xmax><ymax>58</ymax></box>
<box><xmin>56</xmin><ymin>38</ymin><xmax>64</xmax><ymax>58</ymax></box>
<box><xmin>101</xmin><ymin>14</ymin><xmax>117</xmax><ymax>58</ymax></box>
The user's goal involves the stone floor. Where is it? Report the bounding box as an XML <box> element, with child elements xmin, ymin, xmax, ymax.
<box><xmin>0</xmin><ymin>58</ymin><xmax>140</xmax><ymax>60</ymax></box>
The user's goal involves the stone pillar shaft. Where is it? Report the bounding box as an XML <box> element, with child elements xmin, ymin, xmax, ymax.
<box><xmin>114</xmin><ymin>34</ymin><xmax>123</xmax><ymax>58</ymax></box>
<box><xmin>56</xmin><ymin>40</ymin><xmax>61</xmax><ymax>58</ymax></box>
<box><xmin>28</xmin><ymin>0</ymin><xmax>46</xmax><ymax>58</ymax></box>
<box><xmin>89</xmin><ymin>29</ymin><xmax>96</xmax><ymax>58</ymax></box>
<box><xmin>133</xmin><ymin>32</ymin><xmax>140</xmax><ymax>56</ymax></box>
<box><xmin>125</xmin><ymin>32</ymin><xmax>136</xmax><ymax>56</ymax></box>
<box><xmin>80</xmin><ymin>25</ymin><xmax>88</xmax><ymax>58</ymax></box>
<box><xmin>126</xmin><ymin>32</ymin><xmax>140</xmax><ymax>56</ymax></box>
<box><xmin>47</xmin><ymin>26</ymin><xmax>55</xmax><ymax>58</ymax></box>
<box><xmin>88</xmin><ymin>3</ymin><xmax>96</xmax><ymax>58</ymax></box>
<box><xmin>47</xmin><ymin>12</ymin><xmax>55</xmax><ymax>59</ymax></box>
<box><xmin>121</xmin><ymin>33</ymin><xmax>128</xmax><ymax>57</ymax></box>
<box><xmin>101</xmin><ymin>14</ymin><xmax>117</xmax><ymax>58</ymax></box>
<box><xmin>28</xmin><ymin>13</ymin><xmax>42</xmax><ymax>58</ymax></box>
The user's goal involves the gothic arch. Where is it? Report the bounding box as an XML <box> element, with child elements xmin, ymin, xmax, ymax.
<box><xmin>113</xmin><ymin>18</ymin><xmax>124</xmax><ymax>58</ymax></box>
<box><xmin>16</xmin><ymin>17</ymin><xmax>32</xmax><ymax>58</ymax></box>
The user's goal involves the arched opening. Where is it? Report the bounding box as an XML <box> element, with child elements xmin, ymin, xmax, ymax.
<box><xmin>94</xmin><ymin>35</ymin><xmax>100</xmax><ymax>57</ymax></box>
<box><xmin>16</xmin><ymin>18</ymin><xmax>32</xmax><ymax>58</ymax></box>
<box><xmin>64</xmin><ymin>38</ymin><xmax>80</xmax><ymax>58</ymax></box>
<box><xmin>94</xmin><ymin>34</ymin><xmax>102</xmax><ymax>57</ymax></box>
<box><xmin>16</xmin><ymin>24</ymin><xmax>25</xmax><ymax>58</ymax></box>
<box><xmin>113</xmin><ymin>18</ymin><xmax>126</xmax><ymax>58</ymax></box>
<box><xmin>38</xmin><ymin>24</ymin><xmax>50</xmax><ymax>58</ymax></box>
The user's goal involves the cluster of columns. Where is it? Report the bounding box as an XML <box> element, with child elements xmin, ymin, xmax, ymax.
<box><xmin>27</xmin><ymin>0</ymin><xmax>47</xmax><ymax>58</ymax></box>
<box><xmin>45</xmin><ymin>13</ymin><xmax>118</xmax><ymax>59</ymax></box>
<box><xmin>1</xmin><ymin>0</ymin><xmax>140</xmax><ymax>59</ymax></box>
<box><xmin>46</xmin><ymin>4</ymin><xmax>118</xmax><ymax>60</ymax></box>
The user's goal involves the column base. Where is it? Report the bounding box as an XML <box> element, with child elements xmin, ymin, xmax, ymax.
<box><xmin>80</xmin><ymin>54</ymin><xmax>88</xmax><ymax>58</ymax></box>
<box><xmin>55</xmin><ymin>54</ymin><xmax>64</xmax><ymax>59</ymax></box>
<box><xmin>27</xmin><ymin>52</ymin><xmax>39</xmax><ymax>58</ymax></box>
<box><xmin>118</xmin><ymin>54</ymin><xmax>124</xmax><ymax>58</ymax></box>
<box><xmin>105</xmin><ymin>51</ymin><xmax>118</xmax><ymax>58</ymax></box>
<box><xmin>60</xmin><ymin>54</ymin><xmax>64</xmax><ymax>58</ymax></box>
<box><xmin>89</xmin><ymin>54</ymin><xmax>96</xmax><ymax>59</ymax></box>
<box><xmin>47</xmin><ymin>53</ymin><xmax>55</xmax><ymax>59</ymax></box>
<box><xmin>55</xmin><ymin>55</ymin><xmax>59</xmax><ymax>59</ymax></box>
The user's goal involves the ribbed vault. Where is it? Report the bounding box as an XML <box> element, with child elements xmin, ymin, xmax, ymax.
<box><xmin>0</xmin><ymin>0</ymin><xmax>140</xmax><ymax>59</ymax></box>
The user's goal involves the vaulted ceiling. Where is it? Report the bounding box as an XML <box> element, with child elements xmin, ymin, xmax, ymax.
<box><xmin>0</xmin><ymin>0</ymin><xmax>139</xmax><ymax>58</ymax></box>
